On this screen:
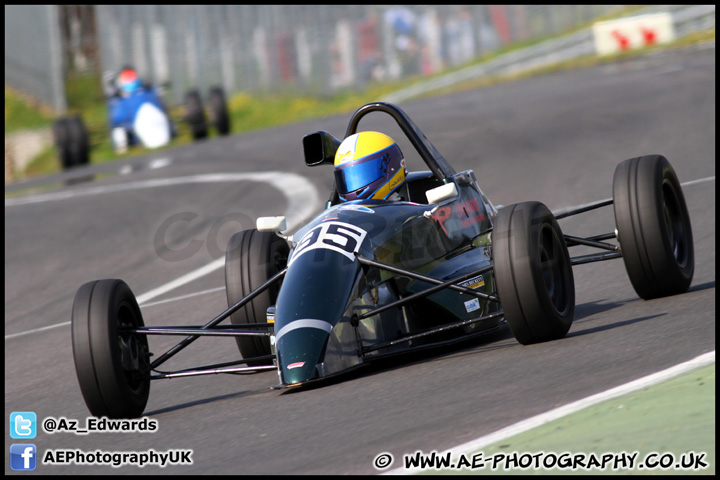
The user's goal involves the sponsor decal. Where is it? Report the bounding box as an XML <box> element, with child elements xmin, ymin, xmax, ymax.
<box><xmin>377</xmin><ymin>170</ymin><xmax>404</xmax><ymax>198</ymax></box>
<box><xmin>464</xmin><ymin>298</ymin><xmax>481</xmax><ymax>313</ymax></box>
<box><xmin>335</xmin><ymin>135</ymin><xmax>358</xmax><ymax>165</ymax></box>
<box><xmin>432</xmin><ymin>196</ymin><xmax>487</xmax><ymax>235</ymax></box>
<box><xmin>459</xmin><ymin>275</ymin><xmax>485</xmax><ymax>290</ymax></box>
<box><xmin>288</xmin><ymin>362</ymin><xmax>306</xmax><ymax>370</ymax></box>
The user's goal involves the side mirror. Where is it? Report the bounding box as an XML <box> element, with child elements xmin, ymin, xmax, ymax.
<box><xmin>426</xmin><ymin>182</ymin><xmax>458</xmax><ymax>205</ymax></box>
<box><xmin>257</xmin><ymin>216</ymin><xmax>287</xmax><ymax>233</ymax></box>
<box><xmin>303</xmin><ymin>131</ymin><xmax>342</xmax><ymax>166</ymax></box>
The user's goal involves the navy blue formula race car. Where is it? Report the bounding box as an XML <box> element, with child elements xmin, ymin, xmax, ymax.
<box><xmin>70</xmin><ymin>102</ymin><xmax>694</xmax><ymax>418</ymax></box>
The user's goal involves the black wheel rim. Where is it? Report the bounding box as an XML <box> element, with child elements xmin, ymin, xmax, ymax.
<box><xmin>539</xmin><ymin>223</ymin><xmax>570</xmax><ymax>314</ymax></box>
<box><xmin>662</xmin><ymin>180</ymin><xmax>688</xmax><ymax>268</ymax></box>
<box><xmin>117</xmin><ymin>302</ymin><xmax>149</xmax><ymax>394</ymax></box>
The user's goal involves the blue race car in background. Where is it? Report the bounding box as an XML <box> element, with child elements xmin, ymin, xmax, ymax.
<box><xmin>105</xmin><ymin>67</ymin><xmax>173</xmax><ymax>154</ymax></box>
<box><xmin>52</xmin><ymin>66</ymin><xmax>231</xmax><ymax>169</ymax></box>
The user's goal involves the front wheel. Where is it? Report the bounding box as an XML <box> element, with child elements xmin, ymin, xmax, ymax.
<box><xmin>225</xmin><ymin>229</ymin><xmax>289</xmax><ymax>366</ymax></box>
<box><xmin>612</xmin><ymin>155</ymin><xmax>694</xmax><ymax>299</ymax></box>
<box><xmin>493</xmin><ymin>202</ymin><xmax>575</xmax><ymax>345</ymax></box>
<box><xmin>71</xmin><ymin>279</ymin><xmax>151</xmax><ymax>418</ymax></box>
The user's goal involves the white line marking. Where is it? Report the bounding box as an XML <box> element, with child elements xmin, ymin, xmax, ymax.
<box><xmin>4</xmin><ymin>321</ymin><xmax>71</xmax><ymax>339</ymax></box>
<box><xmin>140</xmin><ymin>286</ymin><xmax>226</xmax><ymax>308</ymax></box>
<box><xmin>681</xmin><ymin>175</ymin><xmax>715</xmax><ymax>186</ymax></box>
<box><xmin>5</xmin><ymin>171</ymin><xmax>319</xmax><ymax>340</ymax></box>
<box><xmin>135</xmin><ymin>257</ymin><xmax>226</xmax><ymax>305</ymax></box>
<box><xmin>385</xmin><ymin>350</ymin><xmax>716</xmax><ymax>475</ymax></box>
<box><xmin>148</xmin><ymin>157</ymin><xmax>172</xmax><ymax>169</ymax></box>
<box><xmin>551</xmin><ymin>176</ymin><xmax>715</xmax><ymax>217</ymax></box>
<box><xmin>5</xmin><ymin>172</ymin><xmax>318</xmax><ymax>207</ymax></box>
<box><xmin>3</xmin><ymin>286</ymin><xmax>227</xmax><ymax>340</ymax></box>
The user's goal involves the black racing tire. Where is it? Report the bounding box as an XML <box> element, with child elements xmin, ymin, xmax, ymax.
<box><xmin>612</xmin><ymin>155</ymin><xmax>694</xmax><ymax>299</ymax></box>
<box><xmin>71</xmin><ymin>279</ymin><xmax>150</xmax><ymax>418</ymax></box>
<box><xmin>184</xmin><ymin>89</ymin><xmax>208</xmax><ymax>140</ymax></box>
<box><xmin>225</xmin><ymin>229</ymin><xmax>289</xmax><ymax>366</ymax></box>
<box><xmin>69</xmin><ymin>115</ymin><xmax>90</xmax><ymax>166</ymax></box>
<box><xmin>53</xmin><ymin>117</ymin><xmax>72</xmax><ymax>168</ymax></box>
<box><xmin>493</xmin><ymin>201</ymin><xmax>575</xmax><ymax>345</ymax></box>
<box><xmin>53</xmin><ymin>115</ymin><xmax>90</xmax><ymax>169</ymax></box>
<box><xmin>208</xmin><ymin>86</ymin><xmax>231</xmax><ymax>136</ymax></box>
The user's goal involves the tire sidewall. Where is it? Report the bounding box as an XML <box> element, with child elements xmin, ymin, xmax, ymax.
<box><xmin>72</xmin><ymin>279</ymin><xmax>149</xmax><ymax>418</ymax></box>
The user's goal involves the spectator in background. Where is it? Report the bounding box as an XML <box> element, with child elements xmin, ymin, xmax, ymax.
<box><xmin>385</xmin><ymin>6</ymin><xmax>420</xmax><ymax>78</ymax></box>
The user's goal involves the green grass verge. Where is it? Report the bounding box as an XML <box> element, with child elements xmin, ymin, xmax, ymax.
<box><xmin>417</xmin><ymin>363</ymin><xmax>714</xmax><ymax>475</ymax></box>
<box><xmin>5</xmin><ymin>86</ymin><xmax>57</xmax><ymax>133</ymax></box>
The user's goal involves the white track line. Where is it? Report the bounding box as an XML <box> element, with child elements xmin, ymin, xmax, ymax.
<box><xmin>134</xmin><ymin>257</ymin><xmax>226</xmax><ymax>305</ymax></box>
<box><xmin>5</xmin><ymin>171</ymin><xmax>319</xmax><ymax>340</ymax></box>
<box><xmin>681</xmin><ymin>175</ymin><xmax>715</xmax><ymax>187</ymax></box>
<box><xmin>4</xmin><ymin>322</ymin><xmax>72</xmax><ymax>339</ymax></box>
<box><xmin>551</xmin><ymin>175</ymin><xmax>715</xmax><ymax>217</ymax></box>
<box><xmin>3</xmin><ymin>286</ymin><xmax>226</xmax><ymax>340</ymax></box>
<box><xmin>4</xmin><ymin>171</ymin><xmax>318</xmax><ymax>207</ymax></box>
<box><xmin>140</xmin><ymin>286</ymin><xmax>226</xmax><ymax>308</ymax></box>
<box><xmin>384</xmin><ymin>350</ymin><xmax>716</xmax><ymax>475</ymax></box>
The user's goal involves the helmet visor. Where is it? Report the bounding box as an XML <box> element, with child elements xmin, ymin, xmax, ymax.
<box><xmin>121</xmin><ymin>79</ymin><xmax>142</xmax><ymax>93</ymax></box>
<box><xmin>334</xmin><ymin>143</ymin><xmax>403</xmax><ymax>195</ymax></box>
<box><xmin>335</xmin><ymin>153</ymin><xmax>388</xmax><ymax>194</ymax></box>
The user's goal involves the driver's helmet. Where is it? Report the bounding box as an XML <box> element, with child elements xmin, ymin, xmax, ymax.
<box><xmin>334</xmin><ymin>131</ymin><xmax>407</xmax><ymax>201</ymax></box>
<box><xmin>117</xmin><ymin>68</ymin><xmax>142</xmax><ymax>94</ymax></box>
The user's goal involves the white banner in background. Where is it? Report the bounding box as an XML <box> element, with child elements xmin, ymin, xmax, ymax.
<box><xmin>593</xmin><ymin>13</ymin><xmax>675</xmax><ymax>57</ymax></box>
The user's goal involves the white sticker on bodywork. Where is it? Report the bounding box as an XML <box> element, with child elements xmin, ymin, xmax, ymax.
<box><xmin>464</xmin><ymin>298</ymin><xmax>481</xmax><ymax>313</ymax></box>
<box><xmin>289</xmin><ymin>221</ymin><xmax>367</xmax><ymax>265</ymax></box>
<box><xmin>459</xmin><ymin>274</ymin><xmax>485</xmax><ymax>290</ymax></box>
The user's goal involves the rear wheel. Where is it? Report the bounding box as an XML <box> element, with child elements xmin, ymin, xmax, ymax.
<box><xmin>184</xmin><ymin>89</ymin><xmax>208</xmax><ymax>140</ymax></box>
<box><xmin>53</xmin><ymin>115</ymin><xmax>90</xmax><ymax>169</ymax></box>
<box><xmin>208</xmin><ymin>86</ymin><xmax>231</xmax><ymax>136</ymax></box>
<box><xmin>71</xmin><ymin>279</ymin><xmax>150</xmax><ymax>418</ymax></box>
<box><xmin>225</xmin><ymin>229</ymin><xmax>289</xmax><ymax>366</ymax></box>
<box><xmin>493</xmin><ymin>201</ymin><xmax>575</xmax><ymax>345</ymax></box>
<box><xmin>613</xmin><ymin>155</ymin><xmax>694</xmax><ymax>299</ymax></box>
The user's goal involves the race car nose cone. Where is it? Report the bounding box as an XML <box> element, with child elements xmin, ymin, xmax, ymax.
<box><xmin>275</xmin><ymin>320</ymin><xmax>333</xmax><ymax>385</ymax></box>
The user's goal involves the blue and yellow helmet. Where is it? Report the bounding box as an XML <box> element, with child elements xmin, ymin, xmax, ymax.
<box><xmin>334</xmin><ymin>132</ymin><xmax>407</xmax><ymax>201</ymax></box>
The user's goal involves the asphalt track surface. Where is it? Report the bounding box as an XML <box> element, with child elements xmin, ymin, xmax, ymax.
<box><xmin>5</xmin><ymin>45</ymin><xmax>715</xmax><ymax>475</ymax></box>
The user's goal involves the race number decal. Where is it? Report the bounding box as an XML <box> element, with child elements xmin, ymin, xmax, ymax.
<box><xmin>289</xmin><ymin>221</ymin><xmax>368</xmax><ymax>265</ymax></box>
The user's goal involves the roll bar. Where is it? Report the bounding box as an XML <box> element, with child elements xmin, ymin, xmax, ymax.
<box><xmin>344</xmin><ymin>102</ymin><xmax>456</xmax><ymax>181</ymax></box>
